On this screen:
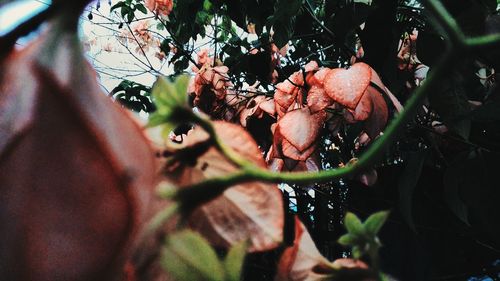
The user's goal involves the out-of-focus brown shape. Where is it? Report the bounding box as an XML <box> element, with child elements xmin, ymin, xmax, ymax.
<box><xmin>275</xmin><ymin>217</ymin><xmax>330</xmax><ymax>281</ymax></box>
<box><xmin>165</xmin><ymin>121</ymin><xmax>284</xmax><ymax>252</ymax></box>
<box><xmin>275</xmin><ymin>217</ymin><xmax>374</xmax><ymax>281</ymax></box>
<box><xmin>0</xmin><ymin>26</ymin><xmax>156</xmax><ymax>281</ymax></box>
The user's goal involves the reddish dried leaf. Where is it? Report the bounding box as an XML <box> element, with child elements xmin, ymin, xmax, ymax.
<box><xmin>363</xmin><ymin>88</ymin><xmax>389</xmax><ymax>140</ymax></box>
<box><xmin>331</xmin><ymin>258</ymin><xmax>369</xmax><ymax>269</ymax></box>
<box><xmin>259</xmin><ymin>98</ymin><xmax>277</xmax><ymax>116</ymax></box>
<box><xmin>166</xmin><ymin>121</ymin><xmax>284</xmax><ymax>252</ymax></box>
<box><xmin>324</xmin><ymin>63</ymin><xmax>372</xmax><ymax>109</ymax></box>
<box><xmin>307</xmin><ymin>85</ymin><xmax>333</xmax><ymax>113</ymax></box>
<box><xmin>0</xmin><ymin>29</ymin><xmax>156</xmax><ymax>281</ymax></box>
<box><xmin>268</xmin><ymin>157</ymin><xmax>285</xmax><ymax>172</ymax></box>
<box><xmin>357</xmin><ymin>169</ymin><xmax>378</xmax><ymax>187</ymax></box>
<box><xmin>350</xmin><ymin>91</ymin><xmax>372</xmax><ymax>121</ymax></box>
<box><xmin>307</xmin><ymin>68</ymin><xmax>331</xmax><ymax>87</ymax></box>
<box><xmin>278</xmin><ymin>108</ymin><xmax>323</xmax><ymax>152</ymax></box>
<box><xmin>275</xmin><ymin>218</ymin><xmax>330</xmax><ymax>281</ymax></box>
<box><xmin>292</xmin><ymin>157</ymin><xmax>321</xmax><ymax>172</ymax></box>
<box><xmin>303</xmin><ymin>61</ymin><xmax>319</xmax><ymax>72</ymax></box>
<box><xmin>282</xmin><ymin>139</ymin><xmax>317</xmax><ymax>161</ymax></box>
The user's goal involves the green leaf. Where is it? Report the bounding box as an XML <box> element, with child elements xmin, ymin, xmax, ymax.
<box><xmin>136</xmin><ymin>3</ymin><xmax>148</xmax><ymax>14</ymax></box>
<box><xmin>120</xmin><ymin>6</ymin><xmax>130</xmax><ymax>18</ymax></box>
<box><xmin>175</xmin><ymin>60</ymin><xmax>190</xmax><ymax>73</ymax></box>
<box><xmin>161</xmin><ymin>231</ymin><xmax>225</xmax><ymax>281</ymax></box>
<box><xmin>224</xmin><ymin>241</ymin><xmax>248</xmax><ymax>281</ymax></box>
<box><xmin>160</xmin><ymin>39</ymin><xmax>172</xmax><ymax>54</ymax></box>
<box><xmin>351</xmin><ymin>246</ymin><xmax>363</xmax><ymax>259</ymax></box>
<box><xmin>203</xmin><ymin>0</ymin><xmax>213</xmax><ymax>11</ymax></box>
<box><xmin>148</xmin><ymin>75</ymin><xmax>191</xmax><ymax>129</ymax></box>
<box><xmin>363</xmin><ymin>211</ymin><xmax>390</xmax><ymax>237</ymax></box>
<box><xmin>152</xmin><ymin>75</ymin><xmax>189</xmax><ymax>110</ymax></box>
<box><xmin>110</xmin><ymin>1</ymin><xmax>126</xmax><ymax>12</ymax></box>
<box><xmin>337</xmin><ymin>234</ymin><xmax>358</xmax><ymax>246</ymax></box>
<box><xmin>173</xmin><ymin>75</ymin><xmax>190</xmax><ymax>104</ymax></box>
<box><xmin>344</xmin><ymin>212</ymin><xmax>364</xmax><ymax>236</ymax></box>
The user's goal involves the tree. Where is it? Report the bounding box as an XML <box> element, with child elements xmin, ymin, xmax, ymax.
<box><xmin>0</xmin><ymin>0</ymin><xmax>500</xmax><ymax>280</ymax></box>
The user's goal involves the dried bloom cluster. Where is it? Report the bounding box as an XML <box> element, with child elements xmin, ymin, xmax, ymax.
<box><xmin>144</xmin><ymin>0</ymin><xmax>173</xmax><ymax>16</ymax></box>
<box><xmin>118</xmin><ymin>20</ymin><xmax>162</xmax><ymax>54</ymax></box>
<box><xmin>397</xmin><ymin>30</ymin><xmax>419</xmax><ymax>71</ymax></box>
<box><xmin>396</xmin><ymin>30</ymin><xmax>429</xmax><ymax>88</ymax></box>
<box><xmin>185</xmin><ymin>54</ymin><xmax>395</xmax><ymax>178</ymax></box>
<box><xmin>266</xmin><ymin>61</ymin><xmax>394</xmax><ymax>172</ymax></box>
<box><xmin>189</xmin><ymin>49</ymin><xmax>234</xmax><ymax>114</ymax></box>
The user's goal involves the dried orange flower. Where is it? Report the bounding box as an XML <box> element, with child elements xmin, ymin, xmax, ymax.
<box><xmin>145</xmin><ymin>0</ymin><xmax>173</xmax><ymax>16</ymax></box>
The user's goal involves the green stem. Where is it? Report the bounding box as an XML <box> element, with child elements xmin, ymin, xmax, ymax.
<box><xmin>145</xmin><ymin>203</ymin><xmax>179</xmax><ymax>235</ymax></box>
<box><xmin>466</xmin><ymin>34</ymin><xmax>500</xmax><ymax>50</ymax></box>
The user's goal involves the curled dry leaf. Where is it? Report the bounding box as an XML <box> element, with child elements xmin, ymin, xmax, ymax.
<box><xmin>0</xmin><ymin>26</ymin><xmax>156</xmax><ymax>281</ymax></box>
<box><xmin>269</xmin><ymin>108</ymin><xmax>325</xmax><ymax>171</ymax></box>
<box><xmin>275</xmin><ymin>218</ymin><xmax>374</xmax><ymax>281</ymax></box>
<box><xmin>331</xmin><ymin>258</ymin><xmax>369</xmax><ymax>270</ymax></box>
<box><xmin>275</xmin><ymin>217</ymin><xmax>330</xmax><ymax>281</ymax></box>
<box><xmin>278</xmin><ymin>108</ymin><xmax>323</xmax><ymax>152</ymax></box>
<box><xmin>275</xmin><ymin>72</ymin><xmax>304</xmax><ymax>116</ymax></box>
<box><xmin>323</xmin><ymin>63</ymin><xmax>390</xmax><ymax>140</ymax></box>
<box><xmin>165</xmin><ymin>121</ymin><xmax>284</xmax><ymax>252</ymax></box>
<box><xmin>363</xmin><ymin>87</ymin><xmax>388</xmax><ymax>140</ymax></box>
<box><xmin>274</xmin><ymin>62</ymin><xmax>319</xmax><ymax>117</ymax></box>
<box><xmin>307</xmin><ymin>85</ymin><xmax>333</xmax><ymax>114</ymax></box>
<box><xmin>145</xmin><ymin>0</ymin><xmax>174</xmax><ymax>16</ymax></box>
<box><xmin>324</xmin><ymin>63</ymin><xmax>372</xmax><ymax>109</ymax></box>
<box><xmin>273</xmin><ymin>108</ymin><xmax>325</xmax><ymax>164</ymax></box>
<box><xmin>190</xmin><ymin>50</ymin><xmax>233</xmax><ymax>115</ymax></box>
<box><xmin>239</xmin><ymin>95</ymin><xmax>276</xmax><ymax>127</ymax></box>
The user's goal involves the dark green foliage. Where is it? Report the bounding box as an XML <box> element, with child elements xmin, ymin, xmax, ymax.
<box><xmin>110</xmin><ymin>80</ymin><xmax>154</xmax><ymax>113</ymax></box>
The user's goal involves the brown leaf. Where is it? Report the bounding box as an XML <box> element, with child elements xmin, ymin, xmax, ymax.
<box><xmin>278</xmin><ymin>108</ymin><xmax>323</xmax><ymax>152</ymax></box>
<box><xmin>324</xmin><ymin>63</ymin><xmax>372</xmax><ymax>109</ymax></box>
<box><xmin>275</xmin><ymin>217</ymin><xmax>330</xmax><ymax>281</ymax></box>
<box><xmin>350</xmin><ymin>91</ymin><xmax>372</xmax><ymax>121</ymax></box>
<box><xmin>259</xmin><ymin>97</ymin><xmax>277</xmax><ymax>116</ymax></box>
<box><xmin>363</xmin><ymin>88</ymin><xmax>388</xmax><ymax>140</ymax></box>
<box><xmin>307</xmin><ymin>68</ymin><xmax>331</xmax><ymax>87</ymax></box>
<box><xmin>0</xmin><ymin>28</ymin><xmax>156</xmax><ymax>281</ymax></box>
<box><xmin>307</xmin><ymin>85</ymin><xmax>333</xmax><ymax>113</ymax></box>
<box><xmin>331</xmin><ymin>258</ymin><xmax>369</xmax><ymax>270</ymax></box>
<box><xmin>166</xmin><ymin>121</ymin><xmax>284</xmax><ymax>252</ymax></box>
<box><xmin>357</xmin><ymin>169</ymin><xmax>378</xmax><ymax>187</ymax></box>
<box><xmin>282</xmin><ymin>138</ymin><xmax>317</xmax><ymax>161</ymax></box>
